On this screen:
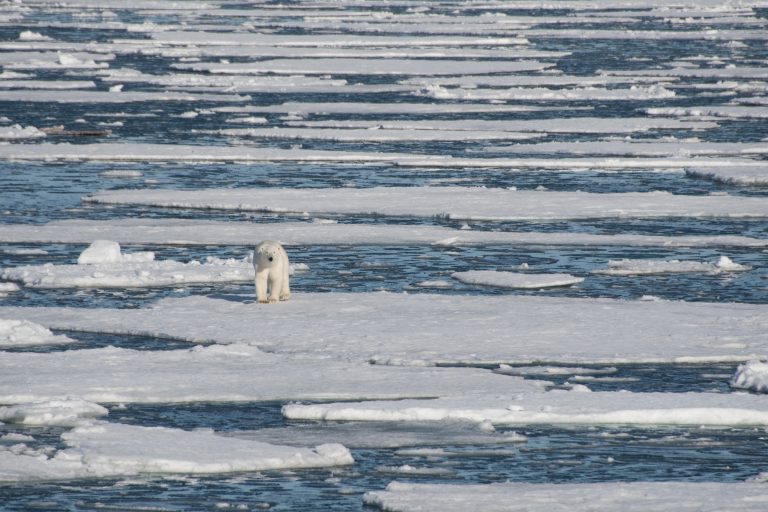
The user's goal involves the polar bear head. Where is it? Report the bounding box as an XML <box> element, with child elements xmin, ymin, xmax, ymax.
<box><xmin>254</xmin><ymin>240</ymin><xmax>284</xmax><ymax>269</ymax></box>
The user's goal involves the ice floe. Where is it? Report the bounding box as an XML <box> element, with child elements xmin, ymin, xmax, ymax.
<box><xmin>174</xmin><ymin>58</ymin><xmax>552</xmax><ymax>76</ymax></box>
<box><xmin>593</xmin><ymin>256</ymin><xmax>751</xmax><ymax>276</ymax></box>
<box><xmin>0</xmin><ymin>219</ymin><xmax>765</xmax><ymax>248</ymax></box>
<box><xmin>282</xmin><ymin>389</ymin><xmax>768</xmax><ymax>427</ymax></box>
<box><xmin>486</xmin><ymin>140</ymin><xmax>768</xmax><ymax>157</ymax></box>
<box><xmin>415</xmin><ymin>84</ymin><xmax>676</xmax><ymax>101</ymax></box>
<box><xmin>213</xmin><ymin>101</ymin><xmax>581</xmax><ymax>115</ymax></box>
<box><xmin>0</xmin><ymin>344</ymin><xmax>540</xmax><ymax>403</ymax></box>
<box><xmin>84</xmin><ymin>187</ymin><xmax>768</xmax><ymax>221</ymax></box>
<box><xmin>451</xmin><ymin>271</ymin><xmax>584</xmax><ymax>289</ymax></box>
<box><xmin>363</xmin><ymin>481</ymin><xmax>768</xmax><ymax>512</ymax></box>
<box><xmin>2</xmin><ymin>293</ymin><xmax>766</xmax><ymax>365</ymax></box>
<box><xmin>0</xmin><ymin>399</ymin><xmax>108</xmax><ymax>427</ymax></box>
<box><xmin>0</xmin><ymin>421</ymin><xmax>353</xmax><ymax>482</ymax></box>
<box><xmin>0</xmin><ymin>90</ymin><xmax>249</xmax><ymax>103</ymax></box>
<box><xmin>0</xmin><ymin>319</ymin><xmax>74</xmax><ymax>347</ymax></box>
<box><xmin>646</xmin><ymin>106</ymin><xmax>768</xmax><ymax>119</ymax></box>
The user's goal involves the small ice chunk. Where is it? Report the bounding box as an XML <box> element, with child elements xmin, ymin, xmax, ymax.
<box><xmin>77</xmin><ymin>240</ymin><xmax>123</xmax><ymax>264</ymax></box>
<box><xmin>730</xmin><ymin>360</ymin><xmax>768</xmax><ymax>393</ymax></box>
<box><xmin>0</xmin><ymin>319</ymin><xmax>74</xmax><ymax>347</ymax></box>
<box><xmin>452</xmin><ymin>270</ymin><xmax>584</xmax><ymax>289</ymax></box>
<box><xmin>0</xmin><ymin>399</ymin><xmax>108</xmax><ymax>426</ymax></box>
<box><xmin>100</xmin><ymin>170</ymin><xmax>143</xmax><ymax>178</ymax></box>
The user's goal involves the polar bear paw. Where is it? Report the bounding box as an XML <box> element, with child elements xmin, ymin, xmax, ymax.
<box><xmin>280</xmin><ymin>292</ymin><xmax>291</xmax><ymax>301</ymax></box>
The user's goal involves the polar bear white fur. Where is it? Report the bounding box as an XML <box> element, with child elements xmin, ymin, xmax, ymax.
<box><xmin>253</xmin><ymin>240</ymin><xmax>291</xmax><ymax>304</ymax></box>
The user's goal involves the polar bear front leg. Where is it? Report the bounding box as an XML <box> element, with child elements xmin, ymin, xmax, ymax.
<box><xmin>255</xmin><ymin>269</ymin><xmax>270</xmax><ymax>303</ymax></box>
<box><xmin>267</xmin><ymin>270</ymin><xmax>282</xmax><ymax>304</ymax></box>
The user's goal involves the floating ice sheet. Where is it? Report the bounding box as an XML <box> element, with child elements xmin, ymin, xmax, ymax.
<box><xmin>363</xmin><ymin>481</ymin><xmax>768</xmax><ymax>512</ymax></box>
<box><xmin>283</xmin><ymin>390</ymin><xmax>768</xmax><ymax>427</ymax></box>
<box><xmin>2</xmin><ymin>293</ymin><xmax>767</xmax><ymax>365</ymax></box>
<box><xmin>174</xmin><ymin>59</ymin><xmax>551</xmax><ymax>76</ymax></box>
<box><xmin>84</xmin><ymin>187</ymin><xmax>768</xmax><ymax>221</ymax></box>
<box><xmin>647</xmin><ymin>106</ymin><xmax>768</xmax><ymax>119</ymax></box>
<box><xmin>486</xmin><ymin>140</ymin><xmax>768</xmax><ymax>157</ymax></box>
<box><xmin>0</xmin><ymin>421</ymin><xmax>353</xmax><ymax>482</ymax></box>
<box><xmin>1</xmin><ymin>219</ymin><xmax>764</xmax><ymax>248</ymax></box>
<box><xmin>0</xmin><ymin>90</ymin><xmax>248</xmax><ymax>103</ymax></box>
<box><xmin>451</xmin><ymin>270</ymin><xmax>584</xmax><ymax>289</ymax></box>
<box><xmin>0</xmin><ymin>343</ymin><xmax>540</xmax><ymax>403</ymax></box>
<box><xmin>592</xmin><ymin>256</ymin><xmax>751</xmax><ymax>276</ymax></box>
<box><xmin>415</xmin><ymin>84</ymin><xmax>676</xmax><ymax>101</ymax></box>
<box><xmin>0</xmin><ymin>399</ymin><xmax>108</xmax><ymax>427</ymax></box>
<box><xmin>206</xmin><ymin>127</ymin><xmax>542</xmax><ymax>142</ymax></box>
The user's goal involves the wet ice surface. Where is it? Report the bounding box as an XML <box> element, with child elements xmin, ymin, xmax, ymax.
<box><xmin>2</xmin><ymin>1</ymin><xmax>768</xmax><ymax>510</ymax></box>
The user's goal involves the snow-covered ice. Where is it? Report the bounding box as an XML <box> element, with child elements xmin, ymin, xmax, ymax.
<box><xmin>451</xmin><ymin>270</ymin><xmax>584</xmax><ymax>289</ymax></box>
<box><xmin>0</xmin><ymin>319</ymin><xmax>74</xmax><ymax>347</ymax></box>
<box><xmin>593</xmin><ymin>256</ymin><xmax>751</xmax><ymax>275</ymax></box>
<box><xmin>0</xmin><ymin>343</ymin><xmax>539</xmax><ymax>404</ymax></box>
<box><xmin>2</xmin><ymin>293</ymin><xmax>766</xmax><ymax>365</ymax></box>
<box><xmin>0</xmin><ymin>219</ymin><xmax>764</xmax><ymax>248</ymax></box>
<box><xmin>0</xmin><ymin>422</ymin><xmax>353</xmax><ymax>482</ymax></box>
<box><xmin>84</xmin><ymin>187</ymin><xmax>768</xmax><ymax>221</ymax></box>
<box><xmin>0</xmin><ymin>124</ymin><xmax>46</xmax><ymax>140</ymax></box>
<box><xmin>363</xmin><ymin>481</ymin><xmax>768</xmax><ymax>512</ymax></box>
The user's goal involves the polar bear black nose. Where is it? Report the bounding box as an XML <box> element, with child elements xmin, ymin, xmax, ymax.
<box><xmin>268</xmin><ymin>256</ymin><xmax>273</xmax><ymax>262</ymax></box>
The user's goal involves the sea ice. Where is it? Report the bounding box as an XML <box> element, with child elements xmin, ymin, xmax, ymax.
<box><xmin>363</xmin><ymin>481</ymin><xmax>768</xmax><ymax>512</ymax></box>
<box><xmin>593</xmin><ymin>256</ymin><xmax>751</xmax><ymax>275</ymax></box>
<box><xmin>686</xmin><ymin>167</ymin><xmax>768</xmax><ymax>186</ymax></box>
<box><xmin>0</xmin><ymin>421</ymin><xmax>353</xmax><ymax>482</ymax></box>
<box><xmin>2</xmin><ymin>293</ymin><xmax>766</xmax><ymax>366</ymax></box>
<box><xmin>451</xmin><ymin>270</ymin><xmax>584</xmax><ymax>289</ymax></box>
<box><xmin>84</xmin><ymin>187</ymin><xmax>768</xmax><ymax>221</ymax></box>
<box><xmin>0</xmin><ymin>318</ymin><xmax>74</xmax><ymax>347</ymax></box>
<box><xmin>0</xmin><ymin>124</ymin><xmax>46</xmax><ymax>140</ymax></box>
<box><xmin>0</xmin><ymin>344</ymin><xmax>538</xmax><ymax>404</ymax></box>
<box><xmin>0</xmin><ymin>219</ymin><xmax>765</xmax><ymax>248</ymax></box>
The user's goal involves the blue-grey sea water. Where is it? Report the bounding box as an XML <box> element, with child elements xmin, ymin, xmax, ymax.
<box><xmin>1</xmin><ymin>2</ymin><xmax>768</xmax><ymax>510</ymax></box>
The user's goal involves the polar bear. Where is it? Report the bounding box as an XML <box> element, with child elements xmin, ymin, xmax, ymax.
<box><xmin>254</xmin><ymin>240</ymin><xmax>291</xmax><ymax>304</ymax></box>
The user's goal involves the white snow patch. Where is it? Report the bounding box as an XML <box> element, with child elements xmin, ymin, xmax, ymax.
<box><xmin>731</xmin><ymin>360</ymin><xmax>768</xmax><ymax>393</ymax></box>
<box><xmin>0</xmin><ymin>124</ymin><xmax>46</xmax><ymax>140</ymax></box>
<box><xmin>77</xmin><ymin>240</ymin><xmax>154</xmax><ymax>265</ymax></box>
<box><xmin>0</xmin><ymin>399</ymin><xmax>108</xmax><ymax>427</ymax></box>
<box><xmin>593</xmin><ymin>256</ymin><xmax>751</xmax><ymax>275</ymax></box>
<box><xmin>452</xmin><ymin>270</ymin><xmax>584</xmax><ymax>289</ymax></box>
<box><xmin>0</xmin><ymin>319</ymin><xmax>74</xmax><ymax>347</ymax></box>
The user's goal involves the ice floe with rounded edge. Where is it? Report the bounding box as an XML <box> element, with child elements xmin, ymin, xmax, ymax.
<box><xmin>2</xmin><ymin>293</ymin><xmax>767</xmax><ymax>366</ymax></box>
<box><xmin>593</xmin><ymin>256</ymin><xmax>751</xmax><ymax>276</ymax></box>
<box><xmin>363</xmin><ymin>481</ymin><xmax>768</xmax><ymax>512</ymax></box>
<box><xmin>730</xmin><ymin>360</ymin><xmax>768</xmax><ymax>393</ymax></box>
<box><xmin>0</xmin><ymin>421</ymin><xmax>352</xmax><ymax>482</ymax></box>
<box><xmin>0</xmin><ymin>399</ymin><xmax>108</xmax><ymax>426</ymax></box>
<box><xmin>0</xmin><ymin>344</ymin><xmax>541</xmax><ymax>404</ymax></box>
<box><xmin>495</xmin><ymin>365</ymin><xmax>618</xmax><ymax>377</ymax></box>
<box><xmin>83</xmin><ymin>187</ymin><xmax>768</xmax><ymax>221</ymax></box>
<box><xmin>0</xmin><ymin>219</ymin><xmax>766</xmax><ymax>248</ymax></box>
<box><xmin>451</xmin><ymin>270</ymin><xmax>584</xmax><ymax>289</ymax></box>
<box><xmin>0</xmin><ymin>319</ymin><xmax>74</xmax><ymax>347</ymax></box>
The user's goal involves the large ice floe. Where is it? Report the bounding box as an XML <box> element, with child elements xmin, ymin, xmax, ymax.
<box><xmin>0</xmin><ymin>420</ymin><xmax>353</xmax><ymax>482</ymax></box>
<box><xmin>0</xmin><ymin>344</ymin><xmax>537</xmax><ymax>404</ymax></box>
<box><xmin>0</xmin><ymin>219</ymin><xmax>765</xmax><ymax>248</ymax></box>
<box><xmin>84</xmin><ymin>187</ymin><xmax>768</xmax><ymax>221</ymax></box>
<box><xmin>2</xmin><ymin>293</ymin><xmax>766</xmax><ymax>365</ymax></box>
<box><xmin>0</xmin><ymin>239</ymin><xmax>267</xmax><ymax>289</ymax></box>
<box><xmin>363</xmin><ymin>481</ymin><xmax>768</xmax><ymax>512</ymax></box>
<box><xmin>1</xmin><ymin>219</ymin><xmax>767</xmax><ymax>248</ymax></box>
